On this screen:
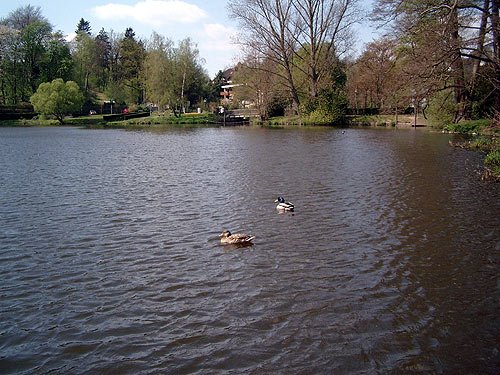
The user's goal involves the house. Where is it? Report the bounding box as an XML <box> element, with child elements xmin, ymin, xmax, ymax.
<box><xmin>219</xmin><ymin>67</ymin><xmax>242</xmax><ymax>103</ymax></box>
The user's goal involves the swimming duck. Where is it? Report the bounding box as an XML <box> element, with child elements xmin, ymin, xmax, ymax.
<box><xmin>219</xmin><ymin>230</ymin><xmax>255</xmax><ymax>245</ymax></box>
<box><xmin>275</xmin><ymin>196</ymin><xmax>294</xmax><ymax>211</ymax></box>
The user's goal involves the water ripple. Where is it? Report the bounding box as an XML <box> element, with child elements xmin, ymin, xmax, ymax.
<box><xmin>0</xmin><ymin>127</ymin><xmax>498</xmax><ymax>374</ymax></box>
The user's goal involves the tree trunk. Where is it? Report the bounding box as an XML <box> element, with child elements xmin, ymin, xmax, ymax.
<box><xmin>449</xmin><ymin>6</ymin><xmax>469</xmax><ymax>121</ymax></box>
<box><xmin>181</xmin><ymin>67</ymin><xmax>186</xmax><ymax>113</ymax></box>
<box><xmin>491</xmin><ymin>0</ymin><xmax>500</xmax><ymax>111</ymax></box>
<box><xmin>470</xmin><ymin>0</ymin><xmax>490</xmax><ymax>94</ymax></box>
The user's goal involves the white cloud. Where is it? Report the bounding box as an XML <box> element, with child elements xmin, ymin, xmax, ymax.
<box><xmin>197</xmin><ymin>23</ymin><xmax>240</xmax><ymax>76</ymax></box>
<box><xmin>65</xmin><ymin>32</ymin><xmax>77</xmax><ymax>42</ymax></box>
<box><xmin>200</xmin><ymin>23</ymin><xmax>236</xmax><ymax>52</ymax></box>
<box><xmin>92</xmin><ymin>0</ymin><xmax>207</xmax><ymax>27</ymax></box>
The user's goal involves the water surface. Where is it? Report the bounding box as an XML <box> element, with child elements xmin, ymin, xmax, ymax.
<box><xmin>0</xmin><ymin>126</ymin><xmax>498</xmax><ymax>374</ymax></box>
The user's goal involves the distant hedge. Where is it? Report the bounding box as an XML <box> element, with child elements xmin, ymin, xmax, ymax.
<box><xmin>103</xmin><ymin>112</ymin><xmax>151</xmax><ymax>122</ymax></box>
<box><xmin>0</xmin><ymin>104</ymin><xmax>36</xmax><ymax>120</ymax></box>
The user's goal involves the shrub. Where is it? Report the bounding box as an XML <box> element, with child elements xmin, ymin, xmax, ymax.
<box><xmin>484</xmin><ymin>149</ymin><xmax>500</xmax><ymax>176</ymax></box>
<box><xmin>304</xmin><ymin>88</ymin><xmax>348</xmax><ymax>125</ymax></box>
<box><xmin>427</xmin><ymin>89</ymin><xmax>456</xmax><ymax>128</ymax></box>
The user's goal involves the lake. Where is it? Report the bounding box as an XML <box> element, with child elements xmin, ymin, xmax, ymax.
<box><xmin>0</xmin><ymin>126</ymin><xmax>498</xmax><ymax>374</ymax></box>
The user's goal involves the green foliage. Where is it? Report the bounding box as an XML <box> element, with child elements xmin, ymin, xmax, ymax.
<box><xmin>443</xmin><ymin>119</ymin><xmax>490</xmax><ymax>134</ymax></box>
<box><xmin>75</xmin><ymin>18</ymin><xmax>91</xmax><ymax>35</ymax></box>
<box><xmin>30</xmin><ymin>79</ymin><xmax>84</xmax><ymax>123</ymax></box>
<box><xmin>42</xmin><ymin>32</ymin><xmax>73</xmax><ymax>82</ymax></box>
<box><xmin>426</xmin><ymin>89</ymin><xmax>456</xmax><ymax>128</ymax></box>
<box><xmin>266</xmin><ymin>95</ymin><xmax>288</xmax><ymax>117</ymax></box>
<box><xmin>469</xmin><ymin>136</ymin><xmax>498</xmax><ymax>151</ymax></box>
<box><xmin>304</xmin><ymin>88</ymin><xmax>348</xmax><ymax>124</ymax></box>
<box><xmin>484</xmin><ymin>149</ymin><xmax>500</xmax><ymax>177</ymax></box>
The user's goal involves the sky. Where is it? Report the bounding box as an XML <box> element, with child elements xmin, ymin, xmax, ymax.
<box><xmin>0</xmin><ymin>0</ymin><xmax>378</xmax><ymax>78</ymax></box>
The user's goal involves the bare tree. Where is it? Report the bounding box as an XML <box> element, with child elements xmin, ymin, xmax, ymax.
<box><xmin>291</xmin><ymin>0</ymin><xmax>360</xmax><ymax>98</ymax></box>
<box><xmin>372</xmin><ymin>0</ymin><xmax>500</xmax><ymax>120</ymax></box>
<box><xmin>228</xmin><ymin>0</ymin><xmax>360</xmax><ymax>114</ymax></box>
<box><xmin>228</xmin><ymin>0</ymin><xmax>300</xmax><ymax>112</ymax></box>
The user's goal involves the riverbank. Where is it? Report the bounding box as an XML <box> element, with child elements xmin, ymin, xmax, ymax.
<box><xmin>442</xmin><ymin>119</ymin><xmax>499</xmax><ymax>181</ymax></box>
<box><xmin>0</xmin><ymin>112</ymin><xmax>219</xmax><ymax>128</ymax></box>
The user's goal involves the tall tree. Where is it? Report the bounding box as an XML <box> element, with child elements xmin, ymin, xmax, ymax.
<box><xmin>142</xmin><ymin>32</ymin><xmax>175</xmax><ymax>109</ymax></box>
<box><xmin>41</xmin><ymin>31</ymin><xmax>73</xmax><ymax>82</ymax></box>
<box><xmin>228</xmin><ymin>0</ymin><xmax>301</xmax><ymax>112</ymax></box>
<box><xmin>1</xmin><ymin>4</ymin><xmax>48</xmax><ymax>30</ymax></box>
<box><xmin>228</xmin><ymin>0</ymin><xmax>360</xmax><ymax>114</ymax></box>
<box><xmin>0</xmin><ymin>5</ymin><xmax>53</xmax><ymax>102</ymax></box>
<box><xmin>75</xmin><ymin>18</ymin><xmax>91</xmax><ymax>35</ymax></box>
<box><xmin>118</xmin><ymin>27</ymin><xmax>146</xmax><ymax>104</ymax></box>
<box><xmin>372</xmin><ymin>0</ymin><xmax>500</xmax><ymax>120</ymax></box>
<box><xmin>95</xmin><ymin>28</ymin><xmax>112</xmax><ymax>90</ymax></box>
<box><xmin>22</xmin><ymin>20</ymin><xmax>53</xmax><ymax>92</ymax></box>
<box><xmin>292</xmin><ymin>0</ymin><xmax>360</xmax><ymax>98</ymax></box>
<box><xmin>0</xmin><ymin>25</ymin><xmax>23</xmax><ymax>104</ymax></box>
<box><xmin>233</xmin><ymin>55</ymin><xmax>288</xmax><ymax>119</ymax></box>
<box><xmin>72</xmin><ymin>32</ymin><xmax>98</xmax><ymax>95</ymax></box>
<box><xmin>174</xmin><ymin>38</ymin><xmax>207</xmax><ymax>111</ymax></box>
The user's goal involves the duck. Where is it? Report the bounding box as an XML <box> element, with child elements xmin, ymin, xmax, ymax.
<box><xmin>219</xmin><ymin>230</ymin><xmax>255</xmax><ymax>245</ymax></box>
<box><xmin>275</xmin><ymin>196</ymin><xmax>294</xmax><ymax>211</ymax></box>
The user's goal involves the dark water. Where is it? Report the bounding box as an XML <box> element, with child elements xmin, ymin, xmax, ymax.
<box><xmin>0</xmin><ymin>126</ymin><xmax>498</xmax><ymax>374</ymax></box>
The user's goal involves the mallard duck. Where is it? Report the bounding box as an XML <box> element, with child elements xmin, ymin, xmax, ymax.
<box><xmin>219</xmin><ymin>230</ymin><xmax>255</xmax><ymax>245</ymax></box>
<box><xmin>275</xmin><ymin>196</ymin><xmax>294</xmax><ymax>211</ymax></box>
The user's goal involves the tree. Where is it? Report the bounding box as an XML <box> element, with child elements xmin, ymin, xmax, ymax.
<box><xmin>142</xmin><ymin>32</ymin><xmax>176</xmax><ymax>109</ymax></box>
<box><xmin>347</xmin><ymin>37</ymin><xmax>409</xmax><ymax>113</ymax></box>
<box><xmin>1</xmin><ymin>4</ymin><xmax>48</xmax><ymax>30</ymax></box>
<box><xmin>118</xmin><ymin>27</ymin><xmax>146</xmax><ymax>104</ymax></box>
<box><xmin>41</xmin><ymin>31</ymin><xmax>73</xmax><ymax>83</ymax></box>
<box><xmin>0</xmin><ymin>25</ymin><xmax>23</xmax><ymax>104</ymax></box>
<box><xmin>372</xmin><ymin>0</ymin><xmax>500</xmax><ymax>121</ymax></box>
<box><xmin>75</xmin><ymin>18</ymin><xmax>91</xmax><ymax>35</ymax></box>
<box><xmin>228</xmin><ymin>0</ymin><xmax>361</xmax><ymax>115</ymax></box>
<box><xmin>174</xmin><ymin>38</ymin><xmax>208</xmax><ymax>111</ymax></box>
<box><xmin>142</xmin><ymin>33</ymin><xmax>210</xmax><ymax>112</ymax></box>
<box><xmin>30</xmin><ymin>78</ymin><xmax>84</xmax><ymax>123</ymax></box>
<box><xmin>228</xmin><ymin>0</ymin><xmax>301</xmax><ymax>112</ymax></box>
<box><xmin>95</xmin><ymin>28</ymin><xmax>112</xmax><ymax>90</ymax></box>
<box><xmin>21</xmin><ymin>20</ymin><xmax>53</xmax><ymax>92</ymax></box>
<box><xmin>72</xmin><ymin>31</ymin><xmax>98</xmax><ymax>95</ymax></box>
<box><xmin>233</xmin><ymin>55</ymin><xmax>290</xmax><ymax>119</ymax></box>
<box><xmin>0</xmin><ymin>5</ymin><xmax>53</xmax><ymax>102</ymax></box>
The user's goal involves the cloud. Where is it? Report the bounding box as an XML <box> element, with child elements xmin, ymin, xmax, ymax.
<box><xmin>200</xmin><ymin>23</ymin><xmax>237</xmax><ymax>52</ymax></box>
<box><xmin>92</xmin><ymin>0</ymin><xmax>207</xmax><ymax>27</ymax></box>
<box><xmin>65</xmin><ymin>32</ymin><xmax>77</xmax><ymax>42</ymax></box>
<box><xmin>197</xmin><ymin>23</ymin><xmax>241</xmax><ymax>75</ymax></box>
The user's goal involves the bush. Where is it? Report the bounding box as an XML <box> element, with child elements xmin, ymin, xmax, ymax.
<box><xmin>443</xmin><ymin>119</ymin><xmax>490</xmax><ymax>134</ymax></box>
<box><xmin>484</xmin><ymin>149</ymin><xmax>500</xmax><ymax>176</ymax></box>
<box><xmin>304</xmin><ymin>88</ymin><xmax>348</xmax><ymax>125</ymax></box>
<box><xmin>427</xmin><ymin>89</ymin><xmax>456</xmax><ymax>128</ymax></box>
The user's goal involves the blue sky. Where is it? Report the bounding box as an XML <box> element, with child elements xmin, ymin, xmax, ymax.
<box><xmin>0</xmin><ymin>0</ymin><xmax>378</xmax><ymax>77</ymax></box>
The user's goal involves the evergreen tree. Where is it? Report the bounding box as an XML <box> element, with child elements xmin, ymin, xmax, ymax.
<box><xmin>95</xmin><ymin>28</ymin><xmax>112</xmax><ymax>90</ymax></box>
<box><xmin>75</xmin><ymin>18</ymin><xmax>91</xmax><ymax>35</ymax></box>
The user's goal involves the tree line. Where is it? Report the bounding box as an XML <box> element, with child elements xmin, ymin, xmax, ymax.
<box><xmin>228</xmin><ymin>0</ymin><xmax>499</xmax><ymax>125</ymax></box>
<box><xmin>1</xmin><ymin>2</ymin><xmax>498</xmax><ymax>126</ymax></box>
<box><xmin>0</xmin><ymin>5</ymin><xmax>222</xmax><ymax>112</ymax></box>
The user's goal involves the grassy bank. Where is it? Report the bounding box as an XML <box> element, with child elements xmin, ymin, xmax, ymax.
<box><xmin>0</xmin><ymin>115</ymin><xmax>105</xmax><ymax>127</ymax></box>
<box><xmin>107</xmin><ymin>112</ymin><xmax>217</xmax><ymax>127</ymax></box>
<box><xmin>450</xmin><ymin>134</ymin><xmax>500</xmax><ymax>181</ymax></box>
<box><xmin>444</xmin><ymin>119</ymin><xmax>499</xmax><ymax>181</ymax></box>
<box><xmin>255</xmin><ymin>115</ymin><xmax>350</xmax><ymax>127</ymax></box>
<box><xmin>0</xmin><ymin>112</ymin><xmax>218</xmax><ymax>128</ymax></box>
